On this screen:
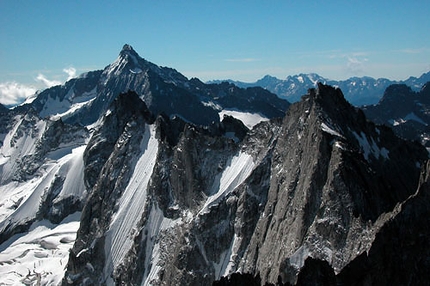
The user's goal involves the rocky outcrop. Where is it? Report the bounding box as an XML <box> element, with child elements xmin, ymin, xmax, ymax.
<box><xmin>336</xmin><ymin>160</ymin><xmax>430</xmax><ymax>285</ymax></box>
<box><xmin>363</xmin><ymin>82</ymin><xmax>430</xmax><ymax>146</ymax></box>
<box><xmin>64</xmin><ymin>83</ymin><xmax>429</xmax><ymax>285</ymax></box>
<box><xmin>238</xmin><ymin>83</ymin><xmax>426</xmax><ymax>284</ymax></box>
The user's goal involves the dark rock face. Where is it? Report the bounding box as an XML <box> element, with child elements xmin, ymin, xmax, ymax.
<box><xmin>336</xmin><ymin>160</ymin><xmax>430</xmax><ymax>286</ymax></box>
<box><xmin>363</xmin><ymin>82</ymin><xmax>430</xmax><ymax>146</ymax></box>
<box><xmin>65</xmin><ymin>91</ymin><xmax>157</xmax><ymax>285</ymax></box>
<box><xmin>296</xmin><ymin>258</ymin><xmax>336</xmax><ymax>286</ymax></box>
<box><xmin>237</xmin><ymin>84</ymin><xmax>426</xmax><ymax>284</ymax></box>
<box><xmin>83</xmin><ymin>90</ymin><xmax>154</xmax><ymax>190</ymax></box>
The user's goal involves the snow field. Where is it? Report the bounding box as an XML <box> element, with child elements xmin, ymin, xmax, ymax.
<box><xmin>0</xmin><ymin>144</ymin><xmax>87</xmax><ymax>235</ymax></box>
<box><xmin>104</xmin><ymin>124</ymin><xmax>159</xmax><ymax>281</ymax></box>
<box><xmin>0</xmin><ymin>118</ymin><xmax>87</xmax><ymax>286</ymax></box>
<box><xmin>321</xmin><ymin>122</ymin><xmax>344</xmax><ymax>138</ymax></box>
<box><xmin>200</xmin><ymin>151</ymin><xmax>255</xmax><ymax>215</ymax></box>
<box><xmin>0</xmin><ymin>116</ymin><xmax>46</xmax><ymax>183</ymax></box>
<box><xmin>219</xmin><ymin>110</ymin><xmax>269</xmax><ymax>129</ymax></box>
<box><xmin>142</xmin><ymin>205</ymin><xmax>180</xmax><ymax>285</ymax></box>
<box><xmin>53</xmin><ymin>145</ymin><xmax>87</xmax><ymax>201</ymax></box>
<box><xmin>0</xmin><ymin>212</ymin><xmax>81</xmax><ymax>286</ymax></box>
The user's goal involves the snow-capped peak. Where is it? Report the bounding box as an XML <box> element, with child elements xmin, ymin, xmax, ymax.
<box><xmin>103</xmin><ymin>44</ymin><xmax>146</xmax><ymax>77</ymax></box>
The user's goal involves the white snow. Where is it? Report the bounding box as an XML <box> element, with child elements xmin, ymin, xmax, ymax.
<box><xmin>52</xmin><ymin>145</ymin><xmax>87</xmax><ymax>201</ymax></box>
<box><xmin>0</xmin><ymin>212</ymin><xmax>80</xmax><ymax>286</ymax></box>
<box><xmin>390</xmin><ymin>118</ymin><xmax>404</xmax><ymax>126</ymax></box>
<box><xmin>143</xmin><ymin>205</ymin><xmax>181</xmax><ymax>285</ymax></box>
<box><xmin>0</xmin><ymin>116</ymin><xmax>87</xmax><ymax>285</ymax></box>
<box><xmin>213</xmin><ymin>233</ymin><xmax>242</xmax><ymax>279</ymax></box>
<box><xmin>199</xmin><ymin>152</ymin><xmax>255</xmax><ymax>215</ymax></box>
<box><xmin>39</xmin><ymin>96</ymin><xmax>72</xmax><ymax>119</ymax></box>
<box><xmin>352</xmin><ymin>131</ymin><xmax>390</xmax><ymax>161</ymax></box>
<box><xmin>219</xmin><ymin>109</ymin><xmax>269</xmax><ymax>129</ymax></box>
<box><xmin>130</xmin><ymin>67</ymin><xmax>143</xmax><ymax>74</ymax></box>
<box><xmin>321</xmin><ymin>122</ymin><xmax>343</xmax><ymax>138</ymax></box>
<box><xmin>50</xmin><ymin>97</ymin><xmax>96</xmax><ymax>121</ymax></box>
<box><xmin>38</xmin><ymin>86</ymin><xmax>98</xmax><ymax>121</ymax></box>
<box><xmin>289</xmin><ymin>245</ymin><xmax>310</xmax><ymax>269</ymax></box>
<box><xmin>0</xmin><ymin>144</ymin><xmax>87</xmax><ymax>233</ymax></box>
<box><xmin>0</xmin><ymin>116</ymin><xmax>46</xmax><ymax>183</ymax></box>
<box><xmin>390</xmin><ymin>112</ymin><xmax>427</xmax><ymax>127</ymax></box>
<box><xmin>104</xmin><ymin>124</ymin><xmax>159</xmax><ymax>281</ymax></box>
<box><xmin>105</xmin><ymin>55</ymin><xmax>128</xmax><ymax>77</ymax></box>
<box><xmin>202</xmin><ymin>101</ymin><xmax>222</xmax><ymax>111</ymax></box>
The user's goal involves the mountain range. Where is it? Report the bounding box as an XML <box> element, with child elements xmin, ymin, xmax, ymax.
<box><xmin>211</xmin><ymin>71</ymin><xmax>430</xmax><ymax>106</ymax></box>
<box><xmin>0</xmin><ymin>45</ymin><xmax>429</xmax><ymax>285</ymax></box>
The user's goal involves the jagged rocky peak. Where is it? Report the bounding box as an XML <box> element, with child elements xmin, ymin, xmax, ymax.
<box><xmin>104</xmin><ymin>44</ymin><xmax>188</xmax><ymax>85</ymax></box>
<box><xmin>121</xmin><ymin>43</ymin><xmax>137</xmax><ymax>55</ymax></box>
<box><xmin>83</xmin><ymin>90</ymin><xmax>154</xmax><ymax>189</ymax></box>
<box><xmin>361</xmin><ymin>81</ymin><xmax>430</xmax><ymax>146</ymax></box>
<box><xmin>237</xmin><ymin>82</ymin><xmax>428</xmax><ymax>284</ymax></box>
<box><xmin>104</xmin><ymin>44</ymin><xmax>148</xmax><ymax>76</ymax></box>
<box><xmin>379</xmin><ymin>83</ymin><xmax>414</xmax><ymax>105</ymax></box>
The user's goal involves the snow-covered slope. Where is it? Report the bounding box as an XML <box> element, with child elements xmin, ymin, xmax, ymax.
<box><xmin>104</xmin><ymin>124</ymin><xmax>158</xmax><ymax>283</ymax></box>
<box><xmin>0</xmin><ymin>213</ymin><xmax>80</xmax><ymax>285</ymax></box>
<box><xmin>0</xmin><ymin>110</ymin><xmax>89</xmax><ymax>285</ymax></box>
<box><xmin>219</xmin><ymin>109</ymin><xmax>269</xmax><ymax>129</ymax></box>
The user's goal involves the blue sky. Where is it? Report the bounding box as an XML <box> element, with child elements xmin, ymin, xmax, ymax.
<box><xmin>1</xmin><ymin>1</ymin><xmax>429</xmax><ymax>105</ymax></box>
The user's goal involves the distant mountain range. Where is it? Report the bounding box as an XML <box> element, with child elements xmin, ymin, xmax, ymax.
<box><xmin>209</xmin><ymin>72</ymin><xmax>430</xmax><ymax>106</ymax></box>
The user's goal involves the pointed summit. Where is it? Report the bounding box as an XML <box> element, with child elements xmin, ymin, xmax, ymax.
<box><xmin>119</xmin><ymin>44</ymin><xmax>140</xmax><ymax>59</ymax></box>
<box><xmin>103</xmin><ymin>44</ymin><xmax>147</xmax><ymax>77</ymax></box>
<box><xmin>121</xmin><ymin>44</ymin><xmax>134</xmax><ymax>52</ymax></box>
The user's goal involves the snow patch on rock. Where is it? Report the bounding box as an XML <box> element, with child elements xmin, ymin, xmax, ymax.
<box><xmin>104</xmin><ymin>124</ymin><xmax>159</xmax><ymax>280</ymax></box>
<box><xmin>219</xmin><ymin>110</ymin><xmax>269</xmax><ymax>129</ymax></box>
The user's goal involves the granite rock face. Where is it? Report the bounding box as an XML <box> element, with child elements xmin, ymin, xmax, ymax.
<box><xmin>64</xmin><ymin>84</ymin><xmax>429</xmax><ymax>285</ymax></box>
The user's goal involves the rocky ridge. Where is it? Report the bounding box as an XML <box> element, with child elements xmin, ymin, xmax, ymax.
<box><xmin>24</xmin><ymin>44</ymin><xmax>289</xmax><ymax>127</ymax></box>
<box><xmin>363</xmin><ymin>82</ymin><xmax>430</xmax><ymax>146</ymax></box>
<box><xmin>214</xmin><ymin>71</ymin><xmax>430</xmax><ymax>106</ymax></box>
<box><xmin>63</xmin><ymin>84</ymin><xmax>428</xmax><ymax>285</ymax></box>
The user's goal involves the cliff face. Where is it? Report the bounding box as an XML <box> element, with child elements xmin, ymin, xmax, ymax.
<box><xmin>363</xmin><ymin>82</ymin><xmax>430</xmax><ymax>146</ymax></box>
<box><xmin>238</xmin><ymin>83</ymin><xmax>426</xmax><ymax>284</ymax></box>
<box><xmin>63</xmin><ymin>84</ymin><xmax>428</xmax><ymax>285</ymax></box>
